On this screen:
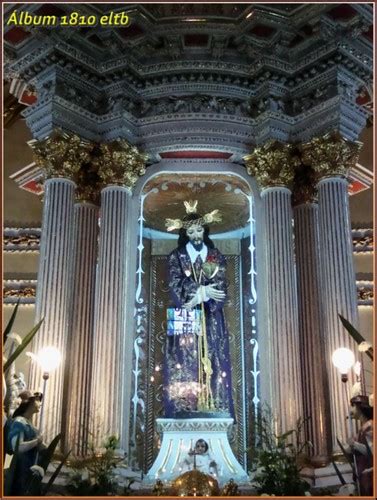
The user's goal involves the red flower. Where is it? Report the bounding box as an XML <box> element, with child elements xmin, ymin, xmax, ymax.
<box><xmin>206</xmin><ymin>254</ymin><xmax>217</xmax><ymax>263</ymax></box>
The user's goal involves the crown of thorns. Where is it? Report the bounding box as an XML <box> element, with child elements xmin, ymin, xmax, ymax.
<box><xmin>165</xmin><ymin>200</ymin><xmax>222</xmax><ymax>232</ymax></box>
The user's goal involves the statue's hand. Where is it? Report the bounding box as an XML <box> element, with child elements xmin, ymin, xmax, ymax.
<box><xmin>183</xmin><ymin>299</ymin><xmax>195</xmax><ymax>310</ymax></box>
<box><xmin>183</xmin><ymin>289</ymin><xmax>201</xmax><ymax>309</ymax></box>
<box><xmin>205</xmin><ymin>284</ymin><xmax>225</xmax><ymax>302</ymax></box>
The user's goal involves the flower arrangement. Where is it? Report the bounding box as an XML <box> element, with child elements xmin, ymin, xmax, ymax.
<box><xmin>66</xmin><ymin>435</ymin><xmax>139</xmax><ymax>496</ymax></box>
<box><xmin>250</xmin><ymin>407</ymin><xmax>311</xmax><ymax>496</ymax></box>
<box><xmin>202</xmin><ymin>255</ymin><xmax>219</xmax><ymax>279</ymax></box>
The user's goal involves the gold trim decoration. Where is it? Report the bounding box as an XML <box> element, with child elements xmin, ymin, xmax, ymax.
<box><xmin>94</xmin><ymin>139</ymin><xmax>148</xmax><ymax>188</ymax></box>
<box><xmin>28</xmin><ymin>131</ymin><xmax>148</xmax><ymax>200</ymax></box>
<box><xmin>170</xmin><ymin>469</ymin><xmax>220</xmax><ymax>497</ymax></box>
<box><xmin>244</xmin><ymin>139</ymin><xmax>299</xmax><ymax>190</ymax></box>
<box><xmin>28</xmin><ymin>129</ymin><xmax>92</xmax><ymax>180</ymax></box>
<box><xmin>299</xmin><ymin>131</ymin><xmax>362</xmax><ymax>179</ymax></box>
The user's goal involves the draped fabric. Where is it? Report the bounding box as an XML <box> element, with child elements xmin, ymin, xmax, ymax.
<box><xmin>163</xmin><ymin>245</ymin><xmax>234</xmax><ymax>418</ymax></box>
<box><xmin>6</xmin><ymin>416</ymin><xmax>39</xmax><ymax>495</ymax></box>
<box><xmin>355</xmin><ymin>420</ymin><xmax>373</xmax><ymax>495</ymax></box>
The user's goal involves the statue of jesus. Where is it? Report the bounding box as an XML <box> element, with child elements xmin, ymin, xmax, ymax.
<box><xmin>163</xmin><ymin>200</ymin><xmax>234</xmax><ymax>418</ymax></box>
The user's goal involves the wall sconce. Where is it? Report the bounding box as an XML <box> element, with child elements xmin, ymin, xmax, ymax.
<box><xmin>331</xmin><ymin>347</ymin><xmax>355</xmax><ymax>382</ymax></box>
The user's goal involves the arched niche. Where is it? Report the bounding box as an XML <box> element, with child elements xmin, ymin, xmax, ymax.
<box><xmin>122</xmin><ymin>160</ymin><xmax>267</xmax><ymax>472</ymax></box>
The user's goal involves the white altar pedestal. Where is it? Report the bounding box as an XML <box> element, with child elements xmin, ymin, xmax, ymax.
<box><xmin>144</xmin><ymin>418</ymin><xmax>249</xmax><ymax>486</ymax></box>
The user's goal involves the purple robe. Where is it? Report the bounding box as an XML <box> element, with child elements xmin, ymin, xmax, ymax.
<box><xmin>163</xmin><ymin>245</ymin><xmax>234</xmax><ymax>418</ymax></box>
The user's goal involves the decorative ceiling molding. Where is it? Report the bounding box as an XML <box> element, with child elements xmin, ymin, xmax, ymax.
<box><xmin>3</xmin><ymin>3</ymin><xmax>372</xmax><ymax>154</ymax></box>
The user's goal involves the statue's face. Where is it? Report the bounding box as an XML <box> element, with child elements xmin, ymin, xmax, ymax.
<box><xmin>187</xmin><ymin>224</ymin><xmax>204</xmax><ymax>249</ymax></box>
<box><xmin>350</xmin><ymin>404</ymin><xmax>361</xmax><ymax>420</ymax></box>
<box><xmin>195</xmin><ymin>440</ymin><xmax>208</xmax><ymax>455</ymax></box>
<box><xmin>31</xmin><ymin>398</ymin><xmax>42</xmax><ymax>414</ymax></box>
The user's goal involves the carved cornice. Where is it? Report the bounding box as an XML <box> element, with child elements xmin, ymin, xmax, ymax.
<box><xmin>244</xmin><ymin>140</ymin><xmax>299</xmax><ymax>190</ymax></box>
<box><xmin>28</xmin><ymin>129</ymin><xmax>92</xmax><ymax>180</ymax></box>
<box><xmin>3</xmin><ymin>280</ymin><xmax>37</xmax><ymax>304</ymax></box>
<box><xmin>299</xmin><ymin>131</ymin><xmax>362</xmax><ymax>180</ymax></box>
<box><xmin>156</xmin><ymin>417</ymin><xmax>233</xmax><ymax>433</ymax></box>
<box><xmin>4</xmin><ymin>228</ymin><xmax>41</xmax><ymax>252</ymax></box>
<box><xmin>93</xmin><ymin>140</ymin><xmax>148</xmax><ymax>188</ymax></box>
<box><xmin>352</xmin><ymin>228</ymin><xmax>373</xmax><ymax>253</ymax></box>
<box><xmin>5</xmin><ymin>3</ymin><xmax>372</xmax><ymax>151</ymax></box>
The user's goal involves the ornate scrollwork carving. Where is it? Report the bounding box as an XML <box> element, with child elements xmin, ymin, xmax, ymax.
<box><xmin>244</xmin><ymin>140</ymin><xmax>299</xmax><ymax>190</ymax></box>
<box><xmin>93</xmin><ymin>140</ymin><xmax>148</xmax><ymax>188</ymax></box>
<box><xmin>156</xmin><ymin>418</ymin><xmax>233</xmax><ymax>433</ymax></box>
<box><xmin>28</xmin><ymin>129</ymin><xmax>92</xmax><ymax>180</ymax></box>
<box><xmin>300</xmin><ymin>131</ymin><xmax>362</xmax><ymax>179</ymax></box>
<box><xmin>357</xmin><ymin>283</ymin><xmax>373</xmax><ymax>303</ymax></box>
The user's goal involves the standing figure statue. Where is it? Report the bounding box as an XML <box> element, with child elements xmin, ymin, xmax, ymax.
<box><xmin>163</xmin><ymin>200</ymin><xmax>234</xmax><ymax>418</ymax></box>
<box><xmin>5</xmin><ymin>390</ymin><xmax>46</xmax><ymax>495</ymax></box>
<box><xmin>347</xmin><ymin>394</ymin><xmax>373</xmax><ymax>496</ymax></box>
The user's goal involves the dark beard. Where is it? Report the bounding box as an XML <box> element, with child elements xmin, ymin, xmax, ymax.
<box><xmin>191</xmin><ymin>241</ymin><xmax>203</xmax><ymax>251</ymax></box>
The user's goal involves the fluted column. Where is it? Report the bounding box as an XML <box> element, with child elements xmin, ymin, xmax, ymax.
<box><xmin>301</xmin><ymin>132</ymin><xmax>362</xmax><ymax>449</ymax></box>
<box><xmin>91</xmin><ymin>186</ymin><xmax>129</xmax><ymax>444</ymax></box>
<box><xmin>245</xmin><ymin>141</ymin><xmax>303</xmax><ymax>433</ymax></box>
<box><xmin>293</xmin><ymin>174</ymin><xmax>331</xmax><ymax>465</ymax></box>
<box><xmin>29</xmin><ymin>131</ymin><xmax>92</xmax><ymax>442</ymax></box>
<box><xmin>30</xmin><ymin>178</ymin><xmax>75</xmax><ymax>441</ymax></box>
<box><xmin>62</xmin><ymin>200</ymin><xmax>99</xmax><ymax>456</ymax></box>
<box><xmin>90</xmin><ymin>140</ymin><xmax>147</xmax><ymax>448</ymax></box>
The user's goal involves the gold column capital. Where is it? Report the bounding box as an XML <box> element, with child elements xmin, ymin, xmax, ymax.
<box><xmin>244</xmin><ymin>140</ymin><xmax>299</xmax><ymax>190</ymax></box>
<box><xmin>29</xmin><ymin>133</ymin><xmax>148</xmax><ymax>199</ymax></box>
<box><xmin>93</xmin><ymin>140</ymin><xmax>148</xmax><ymax>189</ymax></box>
<box><xmin>28</xmin><ymin>129</ymin><xmax>93</xmax><ymax>181</ymax></box>
<box><xmin>300</xmin><ymin>131</ymin><xmax>362</xmax><ymax>180</ymax></box>
<box><xmin>74</xmin><ymin>164</ymin><xmax>102</xmax><ymax>205</ymax></box>
<box><xmin>292</xmin><ymin>164</ymin><xmax>318</xmax><ymax>206</ymax></box>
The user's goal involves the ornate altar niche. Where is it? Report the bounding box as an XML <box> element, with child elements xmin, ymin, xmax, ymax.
<box><xmin>129</xmin><ymin>174</ymin><xmax>259</xmax><ymax>474</ymax></box>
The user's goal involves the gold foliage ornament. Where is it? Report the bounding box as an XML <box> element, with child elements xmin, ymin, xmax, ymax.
<box><xmin>221</xmin><ymin>478</ymin><xmax>240</xmax><ymax>496</ymax></box>
<box><xmin>29</xmin><ymin>129</ymin><xmax>92</xmax><ymax>180</ymax></box>
<box><xmin>94</xmin><ymin>139</ymin><xmax>148</xmax><ymax>188</ymax></box>
<box><xmin>29</xmin><ymin>131</ymin><xmax>148</xmax><ymax>201</ymax></box>
<box><xmin>244</xmin><ymin>140</ymin><xmax>300</xmax><ymax>190</ymax></box>
<box><xmin>300</xmin><ymin>130</ymin><xmax>362</xmax><ymax>179</ymax></box>
<box><xmin>152</xmin><ymin>479</ymin><xmax>166</xmax><ymax>496</ymax></box>
<box><xmin>170</xmin><ymin>469</ymin><xmax>220</xmax><ymax>497</ymax></box>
